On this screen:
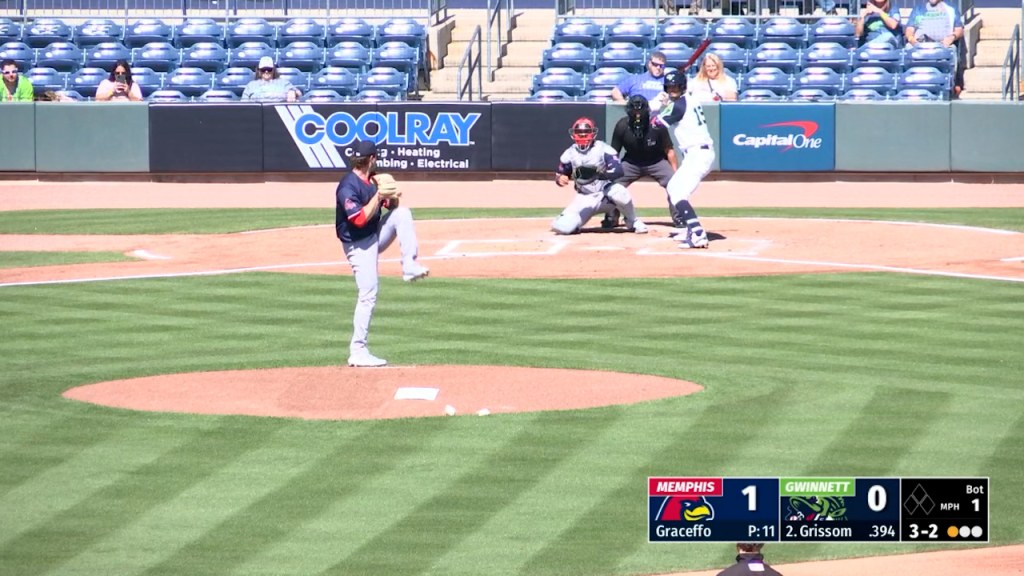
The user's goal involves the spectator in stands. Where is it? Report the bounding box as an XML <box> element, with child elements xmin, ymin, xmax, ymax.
<box><xmin>95</xmin><ymin>60</ymin><xmax>144</xmax><ymax>102</ymax></box>
<box><xmin>855</xmin><ymin>0</ymin><xmax>902</xmax><ymax>46</ymax></box>
<box><xmin>816</xmin><ymin>0</ymin><xmax>838</xmax><ymax>16</ymax></box>
<box><xmin>36</xmin><ymin>90</ymin><xmax>75</xmax><ymax>102</ymax></box>
<box><xmin>716</xmin><ymin>542</ymin><xmax>784</xmax><ymax>576</ymax></box>
<box><xmin>1</xmin><ymin>59</ymin><xmax>34</xmax><ymax>102</ymax></box>
<box><xmin>242</xmin><ymin>56</ymin><xmax>301</xmax><ymax>102</ymax></box>
<box><xmin>905</xmin><ymin>0</ymin><xmax>965</xmax><ymax>96</ymax></box>
<box><xmin>611</xmin><ymin>51</ymin><xmax>669</xmax><ymax>107</ymax></box>
<box><xmin>688</xmin><ymin>54</ymin><xmax>738</xmax><ymax>103</ymax></box>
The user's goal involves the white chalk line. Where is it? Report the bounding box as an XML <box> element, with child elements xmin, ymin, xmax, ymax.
<box><xmin>1001</xmin><ymin>256</ymin><xmax>1024</xmax><ymax>262</ymax></box>
<box><xmin>130</xmin><ymin>249</ymin><xmax>172</xmax><ymax>260</ymax></box>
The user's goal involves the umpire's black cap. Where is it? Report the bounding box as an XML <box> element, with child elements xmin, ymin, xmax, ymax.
<box><xmin>351</xmin><ymin>140</ymin><xmax>377</xmax><ymax>158</ymax></box>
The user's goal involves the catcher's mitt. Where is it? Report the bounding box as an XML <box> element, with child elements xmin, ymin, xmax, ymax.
<box><xmin>373</xmin><ymin>173</ymin><xmax>401</xmax><ymax>199</ymax></box>
<box><xmin>572</xmin><ymin>164</ymin><xmax>604</xmax><ymax>182</ymax></box>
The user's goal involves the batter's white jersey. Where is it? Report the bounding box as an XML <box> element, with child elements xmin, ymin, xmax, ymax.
<box><xmin>658</xmin><ymin>96</ymin><xmax>714</xmax><ymax>151</ymax></box>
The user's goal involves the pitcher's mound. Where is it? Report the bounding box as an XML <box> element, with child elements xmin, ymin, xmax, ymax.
<box><xmin>63</xmin><ymin>365</ymin><xmax>703</xmax><ymax>420</ymax></box>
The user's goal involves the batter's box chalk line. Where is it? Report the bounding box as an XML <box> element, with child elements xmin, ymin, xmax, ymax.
<box><xmin>434</xmin><ymin>238</ymin><xmax>567</xmax><ymax>258</ymax></box>
<box><xmin>635</xmin><ymin>238</ymin><xmax>772</xmax><ymax>257</ymax></box>
<box><xmin>1001</xmin><ymin>256</ymin><xmax>1024</xmax><ymax>263</ymax></box>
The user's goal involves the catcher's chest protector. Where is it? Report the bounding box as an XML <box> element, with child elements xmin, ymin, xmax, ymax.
<box><xmin>566</xmin><ymin>143</ymin><xmax>612</xmax><ymax>195</ymax></box>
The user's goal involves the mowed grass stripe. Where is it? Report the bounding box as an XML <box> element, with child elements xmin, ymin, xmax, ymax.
<box><xmin>983</xmin><ymin>412</ymin><xmax>1024</xmax><ymax>544</ymax></box>
<box><xmin>319</xmin><ymin>409</ymin><xmax>626</xmax><ymax>576</ymax></box>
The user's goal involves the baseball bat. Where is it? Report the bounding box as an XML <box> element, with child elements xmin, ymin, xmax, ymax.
<box><xmin>680</xmin><ymin>38</ymin><xmax>712</xmax><ymax>73</ymax></box>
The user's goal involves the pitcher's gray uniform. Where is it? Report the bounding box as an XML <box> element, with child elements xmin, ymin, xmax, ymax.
<box><xmin>551</xmin><ymin>117</ymin><xmax>648</xmax><ymax>235</ymax></box>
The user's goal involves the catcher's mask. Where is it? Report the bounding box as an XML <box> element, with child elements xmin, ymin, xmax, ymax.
<box><xmin>626</xmin><ymin>95</ymin><xmax>650</xmax><ymax>138</ymax></box>
<box><xmin>570</xmin><ymin>117</ymin><xmax>598</xmax><ymax>151</ymax></box>
<box><xmin>664</xmin><ymin>70</ymin><xmax>687</xmax><ymax>99</ymax></box>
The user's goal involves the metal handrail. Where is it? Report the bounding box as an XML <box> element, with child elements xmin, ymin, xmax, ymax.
<box><xmin>457</xmin><ymin>24</ymin><xmax>483</xmax><ymax>101</ymax></box>
<box><xmin>486</xmin><ymin>0</ymin><xmax>515</xmax><ymax>82</ymax></box>
<box><xmin>1001</xmin><ymin>23</ymin><xmax>1020</xmax><ymax>100</ymax></box>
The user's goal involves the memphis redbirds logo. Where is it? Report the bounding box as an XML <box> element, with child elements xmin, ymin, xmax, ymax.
<box><xmin>732</xmin><ymin>120</ymin><xmax>823</xmax><ymax>152</ymax></box>
<box><xmin>655</xmin><ymin>496</ymin><xmax>716</xmax><ymax>522</ymax></box>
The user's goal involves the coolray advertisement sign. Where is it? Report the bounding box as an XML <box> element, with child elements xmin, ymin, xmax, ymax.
<box><xmin>262</xmin><ymin>102</ymin><xmax>491</xmax><ymax>172</ymax></box>
<box><xmin>719</xmin><ymin>104</ymin><xmax>835</xmax><ymax>171</ymax></box>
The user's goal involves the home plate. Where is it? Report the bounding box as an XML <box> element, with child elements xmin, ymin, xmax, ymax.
<box><xmin>394</xmin><ymin>387</ymin><xmax>440</xmax><ymax>401</ymax></box>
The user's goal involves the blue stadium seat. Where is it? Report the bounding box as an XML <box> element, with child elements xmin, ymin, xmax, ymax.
<box><xmin>552</xmin><ymin>19</ymin><xmax>604</xmax><ymax>48</ymax></box>
<box><xmin>739</xmin><ymin>88</ymin><xmax>786</xmax><ymax>101</ymax></box>
<box><xmin>793</xmin><ymin>66</ymin><xmax>844</xmax><ymax>96</ymax></box>
<box><xmin>165</xmin><ymin>67</ymin><xmax>214</xmax><ymax>97</ymax></box>
<box><xmin>893</xmin><ymin>88</ymin><xmax>940</xmax><ymax>101</ymax></box>
<box><xmin>181</xmin><ymin>42</ymin><xmax>229</xmax><ymax>73</ymax></box>
<box><xmin>302</xmin><ymin>88</ymin><xmax>348</xmax><ymax>102</ymax></box>
<box><xmin>124</xmin><ymin>19</ymin><xmax>174</xmax><ymax>48</ymax></box>
<box><xmin>840</xmin><ymin>87</ymin><xmax>887</xmax><ymax>100</ymax></box>
<box><xmin>85</xmin><ymin>42</ymin><xmax>132</xmax><ymax>71</ymax></box>
<box><xmin>758</xmin><ymin>17</ymin><xmax>806</xmax><ymax>49</ymax></box>
<box><xmin>325</xmin><ymin>41</ymin><xmax>371</xmax><ymax>74</ymax></box>
<box><xmin>585</xmin><ymin>66</ymin><xmax>631</xmax><ymax>90</ymax></box>
<box><xmin>704</xmin><ymin>42</ymin><xmax>748</xmax><ymax>74</ymax></box>
<box><xmin>846</xmin><ymin>66</ymin><xmax>896</xmax><ymax>96</ymax></box>
<box><xmin>26</xmin><ymin>67</ymin><xmax>65</xmax><ymax>95</ymax></box>
<box><xmin>310</xmin><ymin>66</ymin><xmax>358</xmax><ymax>97</ymax></box>
<box><xmin>525</xmin><ymin>88</ymin><xmax>575</xmax><ymax>101</ymax></box>
<box><xmin>902</xmin><ymin>42</ymin><xmax>956</xmax><ymax>73</ymax></box>
<box><xmin>594</xmin><ymin>42</ymin><xmax>645</xmax><ymax>73</ymax></box>
<box><xmin>371</xmin><ymin>40</ymin><xmax>418</xmax><ymax>76</ymax></box>
<box><xmin>353</xmin><ymin>88</ymin><xmax>402</xmax><ymax>102</ymax></box>
<box><xmin>279</xmin><ymin>18</ymin><xmax>326</xmax><ymax>47</ymax></box>
<box><xmin>739</xmin><ymin>66</ymin><xmax>791</xmax><ymax>96</ymax></box>
<box><xmin>279</xmin><ymin>41</ymin><xmax>324</xmax><ymax>72</ymax></box>
<box><xmin>710</xmin><ymin>17</ymin><xmax>757</xmax><ymax>49</ymax></box>
<box><xmin>226</xmin><ymin>17</ymin><xmax>276</xmax><ymax>49</ymax></box>
<box><xmin>376</xmin><ymin>18</ymin><xmax>426</xmax><ymax>51</ymax></box>
<box><xmin>530</xmin><ymin>67</ymin><xmax>585</xmax><ymax>97</ymax></box>
<box><xmin>327</xmin><ymin>17</ymin><xmax>375</xmax><ymax>48</ymax></box>
<box><xmin>541</xmin><ymin>42</ymin><xmax>594</xmax><ymax>73</ymax></box>
<box><xmin>276</xmin><ymin>66</ymin><xmax>309</xmax><ymax>90</ymax></box>
<box><xmin>131</xmin><ymin>42</ymin><xmax>179</xmax><ymax>73</ymax></box>
<box><xmin>36</xmin><ymin>42</ymin><xmax>83</xmax><ymax>72</ymax></box>
<box><xmin>227</xmin><ymin>41</ymin><xmax>275</xmax><ymax>70</ymax></box>
<box><xmin>0</xmin><ymin>18</ymin><xmax>22</xmax><ymax>44</ymax></box>
<box><xmin>0</xmin><ymin>41</ymin><xmax>33</xmax><ymax>69</ymax></box>
<box><xmin>788</xmin><ymin>88</ymin><xmax>835</xmax><ymax>102</ymax></box>
<box><xmin>604</xmin><ymin>18</ymin><xmax>656</xmax><ymax>50</ymax></box>
<box><xmin>808</xmin><ymin>16</ymin><xmax>857</xmax><ymax>49</ymax></box>
<box><xmin>67</xmin><ymin>67</ymin><xmax>107</xmax><ymax>97</ymax></box>
<box><xmin>653</xmin><ymin>42</ymin><xmax>694</xmax><ymax>69</ymax></box>
<box><xmin>148</xmin><ymin>88</ymin><xmax>189</xmax><ymax>102</ymax></box>
<box><xmin>197</xmin><ymin>88</ymin><xmax>239</xmax><ymax>102</ymax></box>
<box><xmin>802</xmin><ymin>42</ymin><xmax>852</xmax><ymax>73</ymax></box>
<box><xmin>214</xmin><ymin>67</ymin><xmax>255</xmax><ymax>96</ymax></box>
<box><xmin>23</xmin><ymin>18</ymin><xmax>73</xmax><ymax>49</ymax></box>
<box><xmin>581</xmin><ymin>87</ymin><xmax>616</xmax><ymax>101</ymax></box>
<box><xmin>130</xmin><ymin>66</ymin><xmax>163</xmax><ymax>96</ymax></box>
<box><xmin>853</xmin><ymin>43</ymin><xmax>901</xmax><ymax>72</ymax></box>
<box><xmin>749</xmin><ymin>42</ymin><xmax>800</xmax><ymax>73</ymax></box>
<box><xmin>656</xmin><ymin>16</ymin><xmax>706</xmax><ymax>48</ymax></box>
<box><xmin>74</xmin><ymin>19</ymin><xmax>123</xmax><ymax>47</ymax></box>
<box><xmin>358</xmin><ymin>66</ymin><xmax>407</xmax><ymax>96</ymax></box>
<box><xmin>175</xmin><ymin>19</ymin><xmax>224</xmax><ymax>48</ymax></box>
<box><xmin>897</xmin><ymin>66</ymin><xmax>950</xmax><ymax>98</ymax></box>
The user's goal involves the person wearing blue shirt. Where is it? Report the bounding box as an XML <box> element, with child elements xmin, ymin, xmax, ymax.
<box><xmin>905</xmin><ymin>0</ymin><xmax>965</xmax><ymax>96</ymax></box>
<box><xmin>611</xmin><ymin>51</ymin><xmax>668</xmax><ymax>105</ymax></box>
<box><xmin>855</xmin><ymin>0</ymin><xmax>902</xmax><ymax>46</ymax></box>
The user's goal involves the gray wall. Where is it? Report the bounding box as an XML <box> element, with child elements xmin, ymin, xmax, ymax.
<box><xmin>34</xmin><ymin>103</ymin><xmax>149</xmax><ymax>172</ymax></box>
<box><xmin>0</xmin><ymin>103</ymin><xmax>36</xmax><ymax>171</ymax></box>
<box><xmin>836</xmin><ymin>102</ymin><xmax>952</xmax><ymax>172</ymax></box>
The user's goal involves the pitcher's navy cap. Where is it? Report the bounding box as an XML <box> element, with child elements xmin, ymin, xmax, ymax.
<box><xmin>352</xmin><ymin>140</ymin><xmax>377</xmax><ymax>158</ymax></box>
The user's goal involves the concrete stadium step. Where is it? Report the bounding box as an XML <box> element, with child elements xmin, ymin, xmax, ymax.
<box><xmin>964</xmin><ymin>66</ymin><xmax>1011</xmax><ymax>92</ymax></box>
<box><xmin>958</xmin><ymin>91</ymin><xmax>1006</xmax><ymax>100</ymax></box>
<box><xmin>972</xmin><ymin>39</ymin><xmax>1018</xmax><ymax>67</ymax></box>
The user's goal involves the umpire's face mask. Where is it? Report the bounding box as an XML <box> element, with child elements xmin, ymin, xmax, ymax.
<box><xmin>627</xmin><ymin>97</ymin><xmax>650</xmax><ymax>139</ymax></box>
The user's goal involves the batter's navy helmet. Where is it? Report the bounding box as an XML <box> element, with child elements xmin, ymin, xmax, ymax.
<box><xmin>664</xmin><ymin>70</ymin><xmax>687</xmax><ymax>94</ymax></box>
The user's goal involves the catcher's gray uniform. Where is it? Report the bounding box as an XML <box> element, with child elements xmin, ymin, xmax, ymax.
<box><xmin>551</xmin><ymin>140</ymin><xmax>647</xmax><ymax>235</ymax></box>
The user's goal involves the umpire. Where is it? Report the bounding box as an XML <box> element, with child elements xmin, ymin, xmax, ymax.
<box><xmin>715</xmin><ymin>542</ymin><xmax>784</xmax><ymax>576</ymax></box>
<box><xmin>604</xmin><ymin>94</ymin><xmax>680</xmax><ymax>228</ymax></box>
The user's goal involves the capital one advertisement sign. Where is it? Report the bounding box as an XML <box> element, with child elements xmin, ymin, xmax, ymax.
<box><xmin>719</xmin><ymin>104</ymin><xmax>835</xmax><ymax>171</ymax></box>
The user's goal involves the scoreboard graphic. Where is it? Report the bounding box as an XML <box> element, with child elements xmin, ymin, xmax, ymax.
<box><xmin>648</xmin><ymin>476</ymin><xmax>988</xmax><ymax>543</ymax></box>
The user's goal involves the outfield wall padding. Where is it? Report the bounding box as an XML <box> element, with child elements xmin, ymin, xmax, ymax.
<box><xmin>35</xmin><ymin>102</ymin><xmax>149</xmax><ymax>172</ymax></box>
<box><xmin>0</xmin><ymin>102</ymin><xmax>35</xmax><ymax>171</ymax></box>
<box><xmin>836</xmin><ymin>102</ymin><xmax>951</xmax><ymax>172</ymax></box>
<box><xmin>490</xmin><ymin>102</ymin><xmax>606</xmax><ymax>171</ymax></box>
<box><xmin>150</xmin><ymin>104</ymin><xmax>264</xmax><ymax>173</ymax></box>
<box><xmin>950</xmin><ymin>102</ymin><xmax>1024</xmax><ymax>172</ymax></box>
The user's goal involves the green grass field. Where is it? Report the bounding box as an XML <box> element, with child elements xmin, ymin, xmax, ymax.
<box><xmin>0</xmin><ymin>208</ymin><xmax>1021</xmax><ymax>576</ymax></box>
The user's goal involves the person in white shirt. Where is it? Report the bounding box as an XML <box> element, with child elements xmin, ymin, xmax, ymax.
<box><xmin>688</xmin><ymin>53</ymin><xmax>738</xmax><ymax>103</ymax></box>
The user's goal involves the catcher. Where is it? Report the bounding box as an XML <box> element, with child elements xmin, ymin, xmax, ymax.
<box><xmin>335</xmin><ymin>140</ymin><xmax>429</xmax><ymax>368</ymax></box>
<box><xmin>551</xmin><ymin>117</ymin><xmax>648</xmax><ymax>235</ymax></box>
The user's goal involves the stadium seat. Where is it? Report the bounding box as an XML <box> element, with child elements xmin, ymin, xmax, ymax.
<box><xmin>902</xmin><ymin>42</ymin><xmax>956</xmax><ymax>73</ymax></box>
<box><xmin>325</xmin><ymin>41</ymin><xmax>371</xmax><ymax>74</ymax></box>
<box><xmin>276</xmin><ymin>66</ymin><xmax>309</xmax><ymax>90</ymax></box>
<box><xmin>792</xmin><ymin>66</ymin><xmax>844</xmax><ymax>96</ymax></box>
<box><xmin>197</xmin><ymin>88</ymin><xmax>239</xmax><ymax>102</ymax></box>
<box><xmin>853</xmin><ymin>43</ymin><xmax>901</xmax><ymax>73</ymax></box>
<box><xmin>227</xmin><ymin>41</ymin><xmax>275</xmax><ymax>70</ymax></box>
<box><xmin>226</xmin><ymin>17</ymin><xmax>276</xmax><ymax>49</ymax></box>
<box><xmin>358</xmin><ymin>66</ymin><xmax>407</xmax><ymax>96</ymax></box>
<box><xmin>302</xmin><ymin>88</ymin><xmax>348</xmax><ymax>102</ymax></box>
<box><xmin>840</xmin><ymin>87</ymin><xmax>887</xmax><ymax>100</ymax></box>
<box><xmin>279</xmin><ymin>18</ymin><xmax>326</xmax><ymax>47</ymax></box>
<box><xmin>279</xmin><ymin>41</ymin><xmax>324</xmax><ymax>72</ymax></box>
<box><xmin>124</xmin><ymin>19</ymin><xmax>174</xmax><ymax>48</ymax></box>
<box><xmin>704</xmin><ymin>42</ymin><xmax>749</xmax><ymax>74</ymax></box>
<box><xmin>893</xmin><ymin>88</ymin><xmax>940</xmax><ymax>100</ymax></box>
<box><xmin>808</xmin><ymin>17</ymin><xmax>857</xmax><ymax>49</ymax></box>
<box><xmin>758</xmin><ymin>17</ymin><xmax>806</xmax><ymax>49</ymax></box>
<box><xmin>36</xmin><ymin>42</ymin><xmax>83</xmax><ymax>72</ymax></box>
<box><xmin>85</xmin><ymin>42</ymin><xmax>132</xmax><ymax>71</ymax></box>
<box><xmin>23</xmin><ymin>18</ymin><xmax>73</xmax><ymax>48</ymax></box>
<box><xmin>788</xmin><ymin>88</ymin><xmax>835</xmax><ymax>102</ymax></box>
<box><xmin>525</xmin><ymin>88</ymin><xmax>575</xmax><ymax>101</ymax></box>
<box><xmin>371</xmin><ymin>40</ymin><xmax>419</xmax><ymax>75</ymax></box>
<box><xmin>604</xmin><ymin>18</ymin><xmax>656</xmax><ymax>50</ymax></box>
<box><xmin>130</xmin><ymin>66</ymin><xmax>163</xmax><ymax>96</ymax></box>
<box><xmin>67</xmin><ymin>67</ymin><xmax>107</xmax><ymax>97</ymax></box>
<box><xmin>802</xmin><ymin>41</ymin><xmax>852</xmax><ymax>73</ymax></box>
<box><xmin>353</xmin><ymin>88</ymin><xmax>402</xmax><ymax>102</ymax></box>
<box><xmin>710</xmin><ymin>17</ymin><xmax>757</xmax><ymax>49</ymax></box>
<box><xmin>214</xmin><ymin>66</ymin><xmax>256</xmax><ymax>96</ymax></box>
<box><xmin>310</xmin><ymin>66</ymin><xmax>358</xmax><ymax>97</ymax></box>
<box><xmin>581</xmin><ymin>87</ymin><xmax>616</xmax><ymax>101</ymax></box>
<box><xmin>595</xmin><ymin>42</ymin><xmax>645</xmax><ymax>73</ymax></box>
<box><xmin>897</xmin><ymin>66</ymin><xmax>950</xmax><ymax>98</ymax></box>
<box><xmin>541</xmin><ymin>42</ymin><xmax>594</xmax><ymax>73</ymax></box>
<box><xmin>164</xmin><ymin>66</ymin><xmax>214</xmax><ymax>97</ymax></box>
<box><xmin>585</xmin><ymin>66</ymin><xmax>631</xmax><ymax>90</ymax></box>
<box><xmin>327</xmin><ymin>17</ymin><xmax>375</xmax><ymax>48</ymax></box>
<box><xmin>0</xmin><ymin>41</ymin><xmax>33</xmax><ymax>69</ymax></box>
<box><xmin>530</xmin><ymin>67</ymin><xmax>585</xmax><ymax>97</ymax></box>
<box><xmin>74</xmin><ymin>19</ymin><xmax>124</xmax><ymax>47</ymax></box>
<box><xmin>131</xmin><ymin>42</ymin><xmax>179</xmax><ymax>73</ymax></box>
<box><xmin>739</xmin><ymin>66</ymin><xmax>791</xmax><ymax>96</ymax></box>
<box><xmin>148</xmin><ymin>88</ymin><xmax>189</xmax><ymax>102</ymax></box>
<box><xmin>26</xmin><ymin>67</ymin><xmax>65</xmax><ymax>95</ymax></box>
<box><xmin>180</xmin><ymin>42</ymin><xmax>229</xmax><ymax>73</ymax></box>
<box><xmin>846</xmin><ymin>66</ymin><xmax>896</xmax><ymax>96</ymax></box>
<box><xmin>552</xmin><ymin>19</ymin><xmax>604</xmax><ymax>48</ymax></box>
<box><xmin>653</xmin><ymin>42</ymin><xmax>694</xmax><ymax>69</ymax></box>
<box><xmin>739</xmin><ymin>88</ymin><xmax>786</xmax><ymax>101</ymax></box>
<box><xmin>175</xmin><ymin>19</ymin><xmax>224</xmax><ymax>48</ymax></box>
<box><xmin>0</xmin><ymin>18</ymin><xmax>22</xmax><ymax>44</ymax></box>
<box><xmin>749</xmin><ymin>42</ymin><xmax>800</xmax><ymax>73</ymax></box>
<box><xmin>376</xmin><ymin>18</ymin><xmax>426</xmax><ymax>51</ymax></box>
<box><xmin>656</xmin><ymin>16</ymin><xmax>707</xmax><ymax>48</ymax></box>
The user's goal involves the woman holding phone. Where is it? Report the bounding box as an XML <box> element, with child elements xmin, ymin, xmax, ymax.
<box><xmin>95</xmin><ymin>60</ymin><xmax>143</xmax><ymax>101</ymax></box>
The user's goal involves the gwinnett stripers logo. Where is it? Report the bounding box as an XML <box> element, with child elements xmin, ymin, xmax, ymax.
<box><xmin>732</xmin><ymin>121</ymin><xmax>823</xmax><ymax>152</ymax></box>
<box><xmin>786</xmin><ymin>495</ymin><xmax>848</xmax><ymax>521</ymax></box>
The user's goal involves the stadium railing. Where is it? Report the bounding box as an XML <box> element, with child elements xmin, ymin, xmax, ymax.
<box><xmin>457</xmin><ymin>23</ymin><xmax>482</xmax><ymax>100</ymax></box>
<box><xmin>486</xmin><ymin>0</ymin><xmax>513</xmax><ymax>81</ymax></box>
<box><xmin>1002</xmin><ymin>22</ymin><xmax>1019</xmax><ymax>100</ymax></box>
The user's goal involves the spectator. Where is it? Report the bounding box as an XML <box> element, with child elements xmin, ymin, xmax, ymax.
<box><xmin>611</xmin><ymin>51</ymin><xmax>668</xmax><ymax>106</ymax></box>
<box><xmin>855</xmin><ymin>0</ymin><xmax>902</xmax><ymax>46</ymax></box>
<box><xmin>905</xmin><ymin>0</ymin><xmax>965</xmax><ymax>96</ymax></box>
<box><xmin>1</xmin><ymin>59</ymin><xmax>34</xmax><ymax>102</ymax></box>
<box><xmin>816</xmin><ymin>0</ymin><xmax>838</xmax><ymax>15</ymax></box>
<box><xmin>242</xmin><ymin>56</ymin><xmax>301</xmax><ymax>102</ymax></box>
<box><xmin>95</xmin><ymin>59</ymin><xmax>144</xmax><ymax>102</ymax></box>
<box><xmin>716</xmin><ymin>542</ymin><xmax>784</xmax><ymax>576</ymax></box>
<box><xmin>688</xmin><ymin>53</ymin><xmax>738</xmax><ymax>103</ymax></box>
<box><xmin>36</xmin><ymin>90</ymin><xmax>75</xmax><ymax>102</ymax></box>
